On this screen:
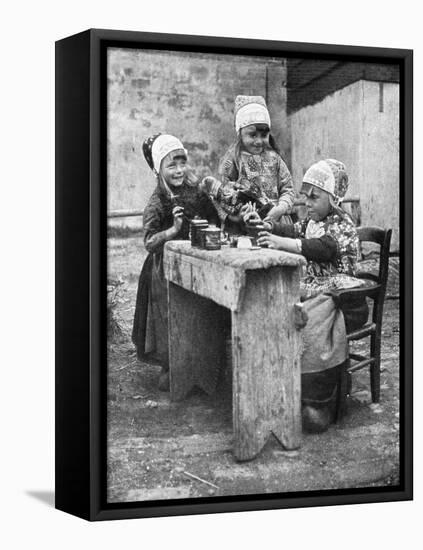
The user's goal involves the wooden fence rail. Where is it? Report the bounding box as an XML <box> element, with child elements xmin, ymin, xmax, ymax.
<box><xmin>108</xmin><ymin>197</ymin><xmax>360</xmax><ymax>219</ymax></box>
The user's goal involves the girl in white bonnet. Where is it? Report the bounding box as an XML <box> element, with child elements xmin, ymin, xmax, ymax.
<box><xmin>247</xmin><ymin>159</ymin><xmax>368</xmax><ymax>432</ymax></box>
<box><xmin>132</xmin><ymin>134</ymin><xmax>219</xmax><ymax>391</ymax></box>
<box><xmin>257</xmin><ymin>158</ymin><xmax>361</xmax><ymax>297</ymax></box>
<box><xmin>200</xmin><ymin>95</ymin><xmax>294</xmax><ymax>232</ymax></box>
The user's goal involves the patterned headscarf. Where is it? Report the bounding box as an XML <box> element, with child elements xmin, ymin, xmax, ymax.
<box><xmin>234</xmin><ymin>95</ymin><xmax>271</xmax><ymax>133</ymax></box>
<box><xmin>302</xmin><ymin>159</ymin><xmax>349</xmax><ymax>206</ymax></box>
<box><xmin>142</xmin><ymin>133</ymin><xmax>187</xmax><ymax>173</ymax></box>
<box><xmin>325</xmin><ymin>159</ymin><xmax>349</xmax><ymax>203</ymax></box>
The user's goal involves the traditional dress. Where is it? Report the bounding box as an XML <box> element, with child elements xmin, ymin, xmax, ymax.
<box><xmin>272</xmin><ymin>209</ymin><xmax>367</xmax><ymax>374</ymax></box>
<box><xmin>217</xmin><ymin>145</ymin><xmax>294</xmax><ymax>222</ymax></box>
<box><xmin>132</xmin><ymin>135</ymin><xmax>219</xmax><ymax>366</ymax></box>
<box><xmin>211</xmin><ymin>95</ymin><xmax>294</xmax><ymax>230</ymax></box>
<box><xmin>274</xmin><ymin>211</ymin><xmax>362</xmax><ymax>299</ymax></box>
<box><xmin>272</xmin><ymin>159</ymin><xmax>368</xmax><ymax>429</ymax></box>
<box><xmin>132</xmin><ymin>179</ymin><xmax>218</xmax><ymax>365</ymax></box>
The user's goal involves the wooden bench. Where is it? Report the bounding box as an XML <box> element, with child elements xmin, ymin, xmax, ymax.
<box><xmin>163</xmin><ymin>241</ymin><xmax>306</xmax><ymax>461</ymax></box>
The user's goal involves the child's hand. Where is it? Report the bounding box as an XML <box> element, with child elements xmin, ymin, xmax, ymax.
<box><xmin>257</xmin><ymin>231</ymin><xmax>285</xmax><ymax>249</ymax></box>
<box><xmin>240</xmin><ymin>202</ymin><xmax>254</xmax><ymax>218</ymax></box>
<box><xmin>243</xmin><ymin>209</ymin><xmax>260</xmax><ymax>225</ymax></box>
<box><xmin>172</xmin><ymin>206</ymin><xmax>184</xmax><ymax>233</ymax></box>
<box><xmin>199</xmin><ymin>176</ymin><xmax>221</xmax><ymax>197</ymax></box>
<box><xmin>262</xmin><ymin>216</ymin><xmax>273</xmax><ymax>231</ymax></box>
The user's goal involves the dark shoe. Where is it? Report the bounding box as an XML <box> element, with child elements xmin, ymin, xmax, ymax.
<box><xmin>158</xmin><ymin>369</ymin><xmax>170</xmax><ymax>392</ymax></box>
<box><xmin>302</xmin><ymin>405</ymin><xmax>332</xmax><ymax>433</ymax></box>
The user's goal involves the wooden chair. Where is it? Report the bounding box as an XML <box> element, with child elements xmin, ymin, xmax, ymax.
<box><xmin>328</xmin><ymin>226</ymin><xmax>392</xmax><ymax>421</ymax></box>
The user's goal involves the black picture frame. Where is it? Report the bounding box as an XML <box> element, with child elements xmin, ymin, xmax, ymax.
<box><xmin>55</xmin><ymin>28</ymin><xmax>413</xmax><ymax>521</ymax></box>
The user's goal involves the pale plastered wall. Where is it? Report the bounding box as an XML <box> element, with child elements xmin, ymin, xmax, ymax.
<box><xmin>289</xmin><ymin>80</ymin><xmax>399</xmax><ymax>250</ymax></box>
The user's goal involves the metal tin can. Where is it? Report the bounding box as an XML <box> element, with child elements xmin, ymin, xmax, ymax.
<box><xmin>190</xmin><ymin>218</ymin><xmax>208</xmax><ymax>247</ymax></box>
<box><xmin>202</xmin><ymin>225</ymin><xmax>221</xmax><ymax>250</ymax></box>
<box><xmin>246</xmin><ymin>223</ymin><xmax>265</xmax><ymax>246</ymax></box>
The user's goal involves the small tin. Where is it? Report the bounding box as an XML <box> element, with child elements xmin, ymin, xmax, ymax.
<box><xmin>246</xmin><ymin>223</ymin><xmax>265</xmax><ymax>246</ymax></box>
<box><xmin>190</xmin><ymin>218</ymin><xmax>208</xmax><ymax>247</ymax></box>
<box><xmin>202</xmin><ymin>225</ymin><xmax>221</xmax><ymax>250</ymax></box>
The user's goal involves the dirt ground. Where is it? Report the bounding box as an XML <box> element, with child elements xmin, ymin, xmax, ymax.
<box><xmin>107</xmin><ymin>234</ymin><xmax>400</xmax><ymax>503</ymax></box>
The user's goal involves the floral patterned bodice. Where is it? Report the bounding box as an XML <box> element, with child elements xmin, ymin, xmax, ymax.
<box><xmin>295</xmin><ymin>212</ymin><xmax>360</xmax><ymax>279</ymax></box>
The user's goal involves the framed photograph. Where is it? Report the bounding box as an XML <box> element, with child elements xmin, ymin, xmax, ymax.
<box><xmin>55</xmin><ymin>28</ymin><xmax>413</xmax><ymax>521</ymax></box>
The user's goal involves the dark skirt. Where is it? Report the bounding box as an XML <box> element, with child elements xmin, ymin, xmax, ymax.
<box><xmin>132</xmin><ymin>252</ymin><xmax>169</xmax><ymax>367</ymax></box>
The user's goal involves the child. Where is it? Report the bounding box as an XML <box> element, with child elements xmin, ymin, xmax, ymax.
<box><xmin>248</xmin><ymin>159</ymin><xmax>368</xmax><ymax>432</ymax></box>
<box><xmin>255</xmin><ymin>159</ymin><xmax>363</xmax><ymax>297</ymax></box>
<box><xmin>201</xmin><ymin>95</ymin><xmax>294</xmax><ymax>232</ymax></box>
<box><xmin>132</xmin><ymin>134</ymin><xmax>219</xmax><ymax>391</ymax></box>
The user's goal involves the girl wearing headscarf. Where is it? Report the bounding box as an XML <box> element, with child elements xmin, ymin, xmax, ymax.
<box><xmin>248</xmin><ymin>159</ymin><xmax>368</xmax><ymax>432</ymax></box>
<box><xmin>132</xmin><ymin>134</ymin><xmax>219</xmax><ymax>390</ymax></box>
<box><xmin>200</xmin><ymin>95</ymin><xmax>294</xmax><ymax>232</ymax></box>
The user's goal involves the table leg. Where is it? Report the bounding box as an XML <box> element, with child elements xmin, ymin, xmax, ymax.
<box><xmin>168</xmin><ymin>282</ymin><xmax>226</xmax><ymax>400</ymax></box>
<box><xmin>231</xmin><ymin>267</ymin><xmax>302</xmax><ymax>461</ymax></box>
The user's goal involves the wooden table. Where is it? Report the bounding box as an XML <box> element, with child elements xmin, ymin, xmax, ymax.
<box><xmin>163</xmin><ymin>241</ymin><xmax>306</xmax><ymax>461</ymax></box>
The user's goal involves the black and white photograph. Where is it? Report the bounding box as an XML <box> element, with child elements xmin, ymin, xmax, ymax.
<box><xmin>3</xmin><ymin>0</ymin><xmax>421</xmax><ymax>544</ymax></box>
<box><xmin>106</xmin><ymin>43</ymin><xmax>404</xmax><ymax>503</ymax></box>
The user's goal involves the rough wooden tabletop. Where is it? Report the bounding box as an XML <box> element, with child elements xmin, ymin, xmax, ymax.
<box><xmin>164</xmin><ymin>240</ymin><xmax>306</xmax><ymax>271</ymax></box>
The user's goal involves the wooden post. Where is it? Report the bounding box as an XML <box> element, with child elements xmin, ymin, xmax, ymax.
<box><xmin>232</xmin><ymin>267</ymin><xmax>302</xmax><ymax>461</ymax></box>
<box><xmin>168</xmin><ymin>282</ymin><xmax>226</xmax><ymax>400</ymax></box>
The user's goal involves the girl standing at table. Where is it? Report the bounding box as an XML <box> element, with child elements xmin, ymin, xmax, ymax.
<box><xmin>200</xmin><ymin>95</ymin><xmax>294</xmax><ymax>233</ymax></box>
<box><xmin>132</xmin><ymin>134</ymin><xmax>218</xmax><ymax>391</ymax></box>
<box><xmin>246</xmin><ymin>159</ymin><xmax>367</xmax><ymax>432</ymax></box>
